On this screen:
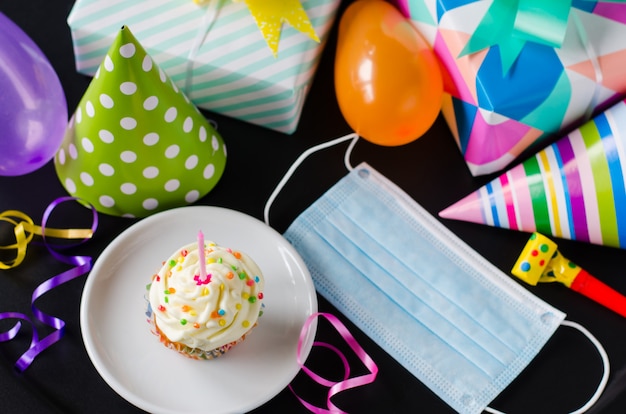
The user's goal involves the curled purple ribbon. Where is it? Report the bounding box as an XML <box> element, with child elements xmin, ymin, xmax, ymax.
<box><xmin>0</xmin><ymin>197</ymin><xmax>98</xmax><ymax>372</ymax></box>
<box><xmin>289</xmin><ymin>312</ymin><xmax>378</xmax><ymax>413</ymax></box>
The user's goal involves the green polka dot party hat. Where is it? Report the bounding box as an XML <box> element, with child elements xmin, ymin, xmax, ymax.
<box><xmin>55</xmin><ymin>26</ymin><xmax>226</xmax><ymax>218</ymax></box>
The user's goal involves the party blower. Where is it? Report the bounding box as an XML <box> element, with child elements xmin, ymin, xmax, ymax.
<box><xmin>512</xmin><ymin>232</ymin><xmax>626</xmax><ymax>318</ymax></box>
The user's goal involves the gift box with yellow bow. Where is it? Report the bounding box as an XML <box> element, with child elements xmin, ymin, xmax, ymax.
<box><xmin>67</xmin><ymin>0</ymin><xmax>339</xmax><ymax>134</ymax></box>
<box><xmin>396</xmin><ymin>0</ymin><xmax>626</xmax><ymax>176</ymax></box>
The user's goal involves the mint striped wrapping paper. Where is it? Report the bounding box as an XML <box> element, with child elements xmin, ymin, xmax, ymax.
<box><xmin>439</xmin><ymin>98</ymin><xmax>626</xmax><ymax>249</ymax></box>
<box><xmin>67</xmin><ymin>0</ymin><xmax>340</xmax><ymax>134</ymax></box>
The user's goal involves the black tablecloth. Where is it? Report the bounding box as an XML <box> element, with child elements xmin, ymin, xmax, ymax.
<box><xmin>1</xmin><ymin>1</ymin><xmax>625</xmax><ymax>413</ymax></box>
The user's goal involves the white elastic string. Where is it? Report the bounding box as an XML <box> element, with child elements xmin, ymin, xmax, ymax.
<box><xmin>263</xmin><ymin>132</ymin><xmax>359</xmax><ymax>226</ymax></box>
<box><xmin>484</xmin><ymin>319</ymin><xmax>610</xmax><ymax>414</ymax></box>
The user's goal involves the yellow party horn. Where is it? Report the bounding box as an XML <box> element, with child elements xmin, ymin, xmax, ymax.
<box><xmin>512</xmin><ymin>232</ymin><xmax>626</xmax><ymax>318</ymax></box>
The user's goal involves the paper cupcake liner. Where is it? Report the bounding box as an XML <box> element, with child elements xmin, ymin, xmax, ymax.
<box><xmin>144</xmin><ymin>295</ymin><xmax>256</xmax><ymax>360</ymax></box>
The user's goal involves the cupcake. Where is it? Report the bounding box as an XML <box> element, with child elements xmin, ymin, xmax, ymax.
<box><xmin>146</xmin><ymin>238</ymin><xmax>265</xmax><ymax>359</ymax></box>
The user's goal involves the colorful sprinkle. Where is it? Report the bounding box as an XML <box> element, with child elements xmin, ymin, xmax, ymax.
<box><xmin>226</xmin><ymin>272</ymin><xmax>234</xmax><ymax>279</ymax></box>
<box><xmin>248</xmin><ymin>296</ymin><xmax>257</xmax><ymax>304</ymax></box>
<box><xmin>211</xmin><ymin>311</ymin><xmax>219</xmax><ymax>318</ymax></box>
<box><xmin>168</xmin><ymin>259</ymin><xmax>176</xmax><ymax>267</ymax></box>
<box><xmin>246</xmin><ymin>279</ymin><xmax>254</xmax><ymax>286</ymax></box>
<box><xmin>193</xmin><ymin>322</ymin><xmax>200</xmax><ymax>329</ymax></box>
<box><xmin>182</xmin><ymin>305</ymin><xmax>191</xmax><ymax>312</ymax></box>
<box><xmin>180</xmin><ymin>319</ymin><xmax>187</xmax><ymax>325</ymax></box>
<box><xmin>242</xmin><ymin>292</ymin><xmax>250</xmax><ymax>300</ymax></box>
<box><xmin>181</xmin><ymin>249</ymin><xmax>188</xmax><ymax>257</ymax></box>
<box><xmin>218</xmin><ymin>309</ymin><xmax>226</xmax><ymax>316</ymax></box>
<box><xmin>242</xmin><ymin>320</ymin><xmax>250</xmax><ymax>328</ymax></box>
<box><xmin>218</xmin><ymin>319</ymin><xmax>226</xmax><ymax>327</ymax></box>
<box><xmin>233</xmin><ymin>251</ymin><xmax>242</xmax><ymax>259</ymax></box>
<box><xmin>201</xmin><ymin>287</ymin><xmax>209</xmax><ymax>296</ymax></box>
<box><xmin>258</xmin><ymin>292</ymin><xmax>264</xmax><ymax>299</ymax></box>
<box><xmin>217</xmin><ymin>257</ymin><xmax>223</xmax><ymax>264</ymax></box>
<box><xmin>254</xmin><ymin>276</ymin><xmax>260</xmax><ymax>283</ymax></box>
<box><xmin>239</xmin><ymin>272</ymin><xmax>246</xmax><ymax>280</ymax></box>
<box><xmin>158</xmin><ymin>305</ymin><xmax>166</xmax><ymax>312</ymax></box>
<box><xmin>164</xmin><ymin>296</ymin><xmax>169</xmax><ymax>303</ymax></box>
<box><xmin>236</xmin><ymin>303</ymin><xmax>242</xmax><ymax>310</ymax></box>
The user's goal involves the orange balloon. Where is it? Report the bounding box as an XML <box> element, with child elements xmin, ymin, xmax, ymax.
<box><xmin>334</xmin><ymin>0</ymin><xmax>443</xmax><ymax>146</ymax></box>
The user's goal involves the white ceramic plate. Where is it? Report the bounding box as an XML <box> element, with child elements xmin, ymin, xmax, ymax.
<box><xmin>81</xmin><ymin>206</ymin><xmax>317</xmax><ymax>414</ymax></box>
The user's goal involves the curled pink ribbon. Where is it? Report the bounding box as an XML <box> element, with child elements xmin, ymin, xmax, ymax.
<box><xmin>289</xmin><ymin>312</ymin><xmax>378</xmax><ymax>413</ymax></box>
<box><xmin>0</xmin><ymin>197</ymin><xmax>98</xmax><ymax>371</ymax></box>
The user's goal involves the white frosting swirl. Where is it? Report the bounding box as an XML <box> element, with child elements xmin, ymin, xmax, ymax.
<box><xmin>148</xmin><ymin>241</ymin><xmax>264</xmax><ymax>351</ymax></box>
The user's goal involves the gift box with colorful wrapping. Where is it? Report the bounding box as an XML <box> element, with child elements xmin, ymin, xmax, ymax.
<box><xmin>67</xmin><ymin>0</ymin><xmax>340</xmax><ymax>134</ymax></box>
<box><xmin>397</xmin><ymin>0</ymin><xmax>626</xmax><ymax>175</ymax></box>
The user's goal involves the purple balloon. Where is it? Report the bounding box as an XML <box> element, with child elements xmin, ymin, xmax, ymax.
<box><xmin>0</xmin><ymin>12</ymin><xmax>67</xmax><ymax>176</ymax></box>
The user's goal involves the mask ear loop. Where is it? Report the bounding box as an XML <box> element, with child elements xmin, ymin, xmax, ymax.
<box><xmin>485</xmin><ymin>319</ymin><xmax>610</xmax><ymax>414</ymax></box>
<box><xmin>263</xmin><ymin>132</ymin><xmax>360</xmax><ymax>226</ymax></box>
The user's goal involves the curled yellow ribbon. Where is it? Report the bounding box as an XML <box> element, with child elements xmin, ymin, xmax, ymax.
<box><xmin>0</xmin><ymin>210</ymin><xmax>93</xmax><ymax>270</ymax></box>
<box><xmin>193</xmin><ymin>0</ymin><xmax>319</xmax><ymax>57</ymax></box>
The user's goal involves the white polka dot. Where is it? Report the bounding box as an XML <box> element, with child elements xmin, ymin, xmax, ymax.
<box><xmin>143</xmin><ymin>133</ymin><xmax>159</xmax><ymax>146</ymax></box>
<box><xmin>100</xmin><ymin>93</ymin><xmax>114</xmax><ymax>108</ymax></box>
<box><xmin>119</xmin><ymin>43</ymin><xmax>136</xmax><ymax>58</ymax></box>
<box><xmin>185</xmin><ymin>155</ymin><xmax>198</xmax><ymax>169</ymax></box>
<box><xmin>183</xmin><ymin>117</ymin><xmax>193</xmax><ymax>133</ymax></box>
<box><xmin>142</xmin><ymin>56</ymin><xmax>153</xmax><ymax>72</ymax></box>
<box><xmin>104</xmin><ymin>55</ymin><xmax>114</xmax><ymax>71</ymax></box>
<box><xmin>199</xmin><ymin>126</ymin><xmax>207</xmax><ymax>142</ymax></box>
<box><xmin>76</xmin><ymin>107</ymin><xmax>82</xmax><ymax>124</ymax></box>
<box><xmin>99</xmin><ymin>163</ymin><xmax>115</xmax><ymax>176</ymax></box>
<box><xmin>100</xmin><ymin>195</ymin><xmax>115</xmax><ymax>208</ymax></box>
<box><xmin>143</xmin><ymin>198</ymin><xmax>159</xmax><ymax>210</ymax></box>
<box><xmin>159</xmin><ymin>68</ymin><xmax>167</xmax><ymax>82</ymax></box>
<box><xmin>121</xmin><ymin>117</ymin><xmax>137</xmax><ymax>130</ymax></box>
<box><xmin>69</xmin><ymin>144</ymin><xmax>78</xmax><ymax>159</ymax></box>
<box><xmin>65</xmin><ymin>178</ymin><xmax>76</xmax><ymax>193</ymax></box>
<box><xmin>143</xmin><ymin>166</ymin><xmax>159</xmax><ymax>179</ymax></box>
<box><xmin>143</xmin><ymin>96</ymin><xmax>158</xmax><ymax>111</ymax></box>
<box><xmin>99</xmin><ymin>129</ymin><xmax>114</xmax><ymax>143</ymax></box>
<box><xmin>212</xmin><ymin>135</ymin><xmax>220</xmax><ymax>152</ymax></box>
<box><xmin>81</xmin><ymin>137</ymin><xmax>94</xmax><ymax>153</ymax></box>
<box><xmin>165</xmin><ymin>145</ymin><xmax>180</xmax><ymax>158</ymax></box>
<box><xmin>121</xmin><ymin>183</ymin><xmax>137</xmax><ymax>194</ymax></box>
<box><xmin>120</xmin><ymin>81</ymin><xmax>137</xmax><ymax>95</ymax></box>
<box><xmin>165</xmin><ymin>179</ymin><xmax>180</xmax><ymax>192</ymax></box>
<box><xmin>122</xmin><ymin>213</ymin><xmax>135</xmax><ymax>218</ymax></box>
<box><xmin>95</xmin><ymin>67</ymin><xmax>101</xmax><ymax>79</ymax></box>
<box><xmin>185</xmin><ymin>190</ymin><xmax>200</xmax><ymax>203</ymax></box>
<box><xmin>121</xmin><ymin>151</ymin><xmax>137</xmax><ymax>163</ymax></box>
<box><xmin>164</xmin><ymin>107</ymin><xmax>177</xmax><ymax>123</ymax></box>
<box><xmin>57</xmin><ymin>149</ymin><xmax>66</xmax><ymax>165</ymax></box>
<box><xmin>80</xmin><ymin>172</ymin><xmax>94</xmax><ymax>186</ymax></box>
<box><xmin>204</xmin><ymin>164</ymin><xmax>215</xmax><ymax>179</ymax></box>
<box><xmin>86</xmin><ymin>101</ymin><xmax>95</xmax><ymax>117</ymax></box>
<box><xmin>171</xmin><ymin>80</ymin><xmax>179</xmax><ymax>93</ymax></box>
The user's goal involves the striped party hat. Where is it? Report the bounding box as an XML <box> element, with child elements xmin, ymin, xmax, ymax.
<box><xmin>439</xmin><ymin>98</ymin><xmax>626</xmax><ymax>249</ymax></box>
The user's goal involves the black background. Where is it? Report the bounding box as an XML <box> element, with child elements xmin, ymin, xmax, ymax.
<box><xmin>1</xmin><ymin>1</ymin><xmax>626</xmax><ymax>413</ymax></box>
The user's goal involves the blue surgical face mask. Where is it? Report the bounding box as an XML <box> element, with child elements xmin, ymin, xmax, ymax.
<box><xmin>283</xmin><ymin>161</ymin><xmax>606</xmax><ymax>414</ymax></box>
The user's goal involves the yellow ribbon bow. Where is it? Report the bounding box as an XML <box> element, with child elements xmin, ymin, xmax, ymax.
<box><xmin>194</xmin><ymin>0</ymin><xmax>320</xmax><ymax>57</ymax></box>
